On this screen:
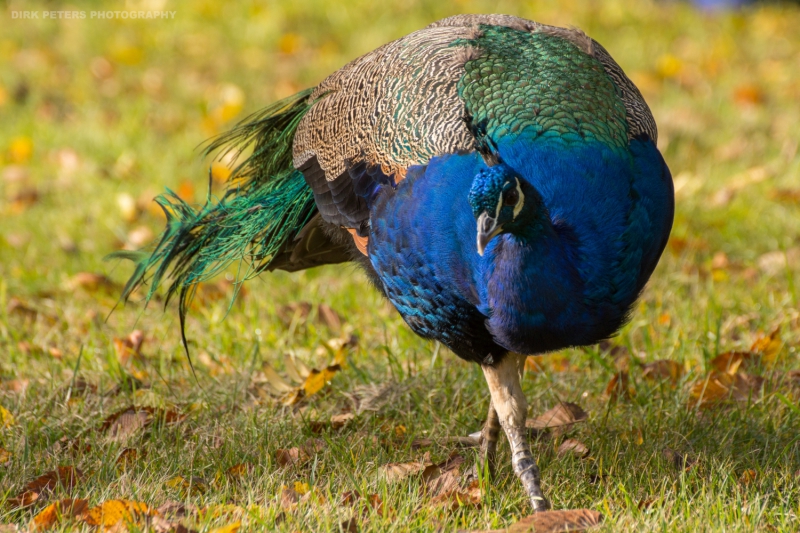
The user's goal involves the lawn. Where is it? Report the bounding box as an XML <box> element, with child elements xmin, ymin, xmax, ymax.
<box><xmin>1</xmin><ymin>0</ymin><xmax>799</xmax><ymax>531</ymax></box>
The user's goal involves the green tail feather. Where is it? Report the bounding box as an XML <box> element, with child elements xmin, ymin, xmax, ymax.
<box><xmin>108</xmin><ymin>88</ymin><xmax>316</xmax><ymax>320</ymax></box>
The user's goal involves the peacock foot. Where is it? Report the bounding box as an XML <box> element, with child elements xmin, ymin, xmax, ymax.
<box><xmin>482</xmin><ymin>352</ymin><xmax>550</xmax><ymax>512</ymax></box>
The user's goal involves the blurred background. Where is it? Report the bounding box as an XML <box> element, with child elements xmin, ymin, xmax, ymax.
<box><xmin>1</xmin><ymin>0</ymin><xmax>799</xmax><ymax>377</ymax></box>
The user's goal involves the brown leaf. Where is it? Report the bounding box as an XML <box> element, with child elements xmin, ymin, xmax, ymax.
<box><xmin>642</xmin><ymin>360</ymin><xmax>684</xmax><ymax>384</ymax></box>
<box><xmin>115</xmin><ymin>447</ymin><xmax>141</xmax><ymax>469</ymax></box>
<box><xmin>604</xmin><ymin>371</ymin><xmax>633</xmax><ymax>401</ymax></box>
<box><xmin>527</xmin><ymin>402</ymin><xmax>588</xmax><ymax>432</ymax></box>
<box><xmin>156</xmin><ymin>500</ymin><xmax>195</xmax><ymax>519</ymax></box>
<box><xmin>68</xmin><ymin>272</ymin><xmax>119</xmax><ymax>294</ymax></box>
<box><xmin>710</xmin><ymin>352</ymin><xmax>755</xmax><ymax>375</ymax></box>
<box><xmin>31</xmin><ymin>499</ymin><xmax>89</xmax><ymax>530</ymax></box>
<box><xmin>663</xmin><ymin>448</ymin><xmax>698</xmax><ymax>472</ymax></box>
<box><xmin>275</xmin><ymin>438</ymin><xmax>325</xmax><ymax>468</ymax></box>
<box><xmin>688</xmin><ymin>371</ymin><xmax>764</xmax><ymax>409</ymax></box>
<box><xmin>739</xmin><ymin>469</ymin><xmax>757</xmax><ymax>485</ymax></box>
<box><xmin>225</xmin><ymin>462</ymin><xmax>253</xmax><ymax>480</ymax></box>
<box><xmin>0</xmin><ymin>447</ymin><xmax>11</xmax><ymax>465</ymax></box>
<box><xmin>460</xmin><ymin>509</ymin><xmax>603</xmax><ymax>533</ymax></box>
<box><xmin>430</xmin><ymin>480</ymin><xmax>481</xmax><ymax>510</ymax></box>
<box><xmin>424</xmin><ymin>452</ymin><xmax>467</xmax><ymax>497</ymax></box>
<box><xmin>558</xmin><ymin>439</ymin><xmax>590</xmax><ymax>459</ymax></box>
<box><xmin>113</xmin><ymin>330</ymin><xmax>145</xmax><ymax>365</ymax></box>
<box><xmin>100</xmin><ymin>406</ymin><xmax>185</xmax><ymax>440</ymax></box>
<box><xmin>380</xmin><ymin>460</ymin><xmax>428</xmax><ymax>483</ymax></box>
<box><xmin>150</xmin><ymin>515</ymin><xmax>197</xmax><ymax>533</ymax></box>
<box><xmin>277</xmin><ymin>302</ymin><xmax>312</xmax><ymax>326</ymax></box>
<box><xmin>9</xmin><ymin>467</ymin><xmax>83</xmax><ymax>509</ymax></box>
<box><xmin>82</xmin><ymin>500</ymin><xmax>156</xmax><ymax>527</ymax></box>
<box><xmin>279</xmin><ymin>487</ymin><xmax>300</xmax><ymax>510</ymax></box>
<box><xmin>7</xmin><ymin>297</ymin><xmax>39</xmax><ymax>321</ymax></box>
<box><xmin>331</xmin><ymin>412</ymin><xmax>355</xmax><ymax>427</ymax></box>
<box><xmin>317</xmin><ymin>303</ymin><xmax>343</xmax><ymax>331</ymax></box>
<box><xmin>340</xmin><ymin>518</ymin><xmax>359</xmax><ymax>533</ymax></box>
<box><xmin>345</xmin><ymin>383</ymin><xmax>397</xmax><ymax>414</ymax></box>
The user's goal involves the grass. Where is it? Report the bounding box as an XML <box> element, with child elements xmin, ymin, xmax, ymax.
<box><xmin>1</xmin><ymin>0</ymin><xmax>800</xmax><ymax>531</ymax></box>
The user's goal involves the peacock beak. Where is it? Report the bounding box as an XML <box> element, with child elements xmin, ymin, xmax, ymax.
<box><xmin>476</xmin><ymin>212</ymin><xmax>502</xmax><ymax>256</ymax></box>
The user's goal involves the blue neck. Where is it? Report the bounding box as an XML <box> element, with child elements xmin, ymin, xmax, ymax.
<box><xmin>367</xmin><ymin>135</ymin><xmax>673</xmax><ymax>359</ymax></box>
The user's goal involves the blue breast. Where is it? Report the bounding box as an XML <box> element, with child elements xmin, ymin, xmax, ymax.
<box><xmin>368</xmin><ymin>135</ymin><xmax>673</xmax><ymax>363</ymax></box>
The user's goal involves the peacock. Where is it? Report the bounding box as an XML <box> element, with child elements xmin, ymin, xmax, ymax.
<box><xmin>113</xmin><ymin>14</ymin><xmax>674</xmax><ymax>512</ymax></box>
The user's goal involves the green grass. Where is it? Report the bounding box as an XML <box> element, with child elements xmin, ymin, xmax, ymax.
<box><xmin>1</xmin><ymin>0</ymin><xmax>800</xmax><ymax>531</ymax></box>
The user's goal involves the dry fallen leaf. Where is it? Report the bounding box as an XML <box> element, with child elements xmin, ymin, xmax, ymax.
<box><xmin>113</xmin><ymin>330</ymin><xmax>145</xmax><ymax>365</ymax></box>
<box><xmin>339</xmin><ymin>517</ymin><xmax>359</xmax><ymax>533</ymax></box>
<box><xmin>750</xmin><ymin>327</ymin><xmax>783</xmax><ymax>365</ymax></box>
<box><xmin>527</xmin><ymin>402</ymin><xmax>588</xmax><ymax>433</ymax></box>
<box><xmin>558</xmin><ymin>439</ymin><xmax>590</xmax><ymax>459</ymax></box>
<box><xmin>208</xmin><ymin>521</ymin><xmax>240</xmax><ymax>533</ymax></box>
<box><xmin>604</xmin><ymin>371</ymin><xmax>633</xmax><ymax>401</ymax></box>
<box><xmin>688</xmin><ymin>371</ymin><xmax>764</xmax><ymax>409</ymax></box>
<box><xmin>380</xmin><ymin>460</ymin><xmax>429</xmax><ymax>483</ymax></box>
<box><xmin>9</xmin><ymin>466</ymin><xmax>83</xmax><ymax>509</ymax></box>
<box><xmin>31</xmin><ymin>499</ymin><xmax>89</xmax><ymax>530</ymax></box>
<box><xmin>0</xmin><ymin>406</ymin><xmax>14</xmax><ymax>428</ymax></box>
<box><xmin>68</xmin><ymin>272</ymin><xmax>119</xmax><ymax>294</ymax></box>
<box><xmin>225</xmin><ymin>462</ymin><xmax>253</xmax><ymax>481</ymax></box>
<box><xmin>277</xmin><ymin>302</ymin><xmax>313</xmax><ymax>326</ymax></box>
<box><xmin>345</xmin><ymin>383</ymin><xmax>398</xmax><ymax>415</ymax></box>
<box><xmin>423</xmin><ymin>452</ymin><xmax>467</xmax><ymax>497</ymax></box>
<box><xmin>710</xmin><ymin>351</ymin><xmax>755</xmax><ymax>375</ymax></box>
<box><xmin>115</xmin><ymin>447</ymin><xmax>140</xmax><ymax>470</ymax></box>
<box><xmin>165</xmin><ymin>476</ymin><xmax>207</xmax><ymax>496</ymax></box>
<box><xmin>82</xmin><ymin>500</ymin><xmax>156</xmax><ymax>527</ymax></box>
<box><xmin>642</xmin><ymin>360</ymin><xmax>684</xmax><ymax>384</ymax></box>
<box><xmin>279</xmin><ymin>486</ymin><xmax>300</xmax><ymax>510</ymax></box>
<box><xmin>459</xmin><ymin>509</ymin><xmax>603</xmax><ymax>533</ymax></box>
<box><xmin>275</xmin><ymin>438</ymin><xmax>325</xmax><ymax>468</ymax></box>
<box><xmin>100</xmin><ymin>406</ymin><xmax>185</xmax><ymax>440</ymax></box>
<box><xmin>430</xmin><ymin>480</ymin><xmax>481</xmax><ymax>510</ymax></box>
<box><xmin>739</xmin><ymin>469</ymin><xmax>757</xmax><ymax>485</ymax></box>
<box><xmin>663</xmin><ymin>448</ymin><xmax>698</xmax><ymax>472</ymax></box>
<box><xmin>317</xmin><ymin>303</ymin><xmax>343</xmax><ymax>331</ymax></box>
<box><xmin>301</xmin><ymin>364</ymin><xmax>341</xmax><ymax>398</ymax></box>
<box><xmin>0</xmin><ymin>447</ymin><xmax>11</xmax><ymax>465</ymax></box>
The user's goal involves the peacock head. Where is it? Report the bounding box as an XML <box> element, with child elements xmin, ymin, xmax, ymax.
<box><xmin>468</xmin><ymin>163</ymin><xmax>539</xmax><ymax>256</ymax></box>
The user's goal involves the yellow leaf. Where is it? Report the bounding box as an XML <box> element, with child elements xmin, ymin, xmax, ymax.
<box><xmin>0</xmin><ymin>447</ymin><xmax>11</xmax><ymax>464</ymax></box>
<box><xmin>277</xmin><ymin>33</ymin><xmax>301</xmax><ymax>54</ymax></box>
<box><xmin>82</xmin><ymin>500</ymin><xmax>154</xmax><ymax>527</ymax></box>
<box><xmin>656</xmin><ymin>54</ymin><xmax>682</xmax><ymax>79</ymax></box>
<box><xmin>210</xmin><ymin>161</ymin><xmax>233</xmax><ymax>183</ymax></box>
<box><xmin>0</xmin><ymin>405</ymin><xmax>15</xmax><ymax>428</ymax></box>
<box><xmin>303</xmin><ymin>365</ymin><xmax>340</xmax><ymax>397</ymax></box>
<box><xmin>8</xmin><ymin>136</ymin><xmax>33</xmax><ymax>164</ymax></box>
<box><xmin>293</xmin><ymin>481</ymin><xmax>310</xmax><ymax>495</ymax></box>
<box><xmin>31</xmin><ymin>499</ymin><xmax>88</xmax><ymax>530</ymax></box>
<box><xmin>750</xmin><ymin>327</ymin><xmax>782</xmax><ymax>365</ymax></box>
<box><xmin>209</xmin><ymin>521</ymin><xmax>241</xmax><ymax>533</ymax></box>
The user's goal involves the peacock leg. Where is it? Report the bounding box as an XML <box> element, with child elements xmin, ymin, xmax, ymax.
<box><xmin>480</xmin><ymin>400</ymin><xmax>500</xmax><ymax>479</ymax></box>
<box><xmin>482</xmin><ymin>353</ymin><xmax>550</xmax><ymax>512</ymax></box>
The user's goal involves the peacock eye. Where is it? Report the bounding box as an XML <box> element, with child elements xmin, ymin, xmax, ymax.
<box><xmin>503</xmin><ymin>188</ymin><xmax>519</xmax><ymax>207</ymax></box>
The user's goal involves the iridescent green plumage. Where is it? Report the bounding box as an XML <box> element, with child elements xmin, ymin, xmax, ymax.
<box><xmin>109</xmin><ymin>88</ymin><xmax>317</xmax><ymax>328</ymax></box>
<box><xmin>456</xmin><ymin>25</ymin><xmax>629</xmax><ymax>148</ymax></box>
